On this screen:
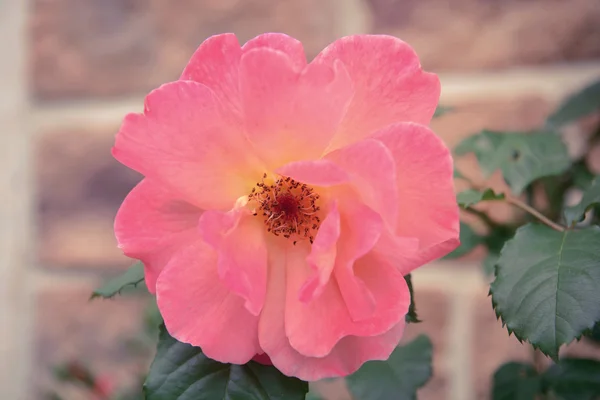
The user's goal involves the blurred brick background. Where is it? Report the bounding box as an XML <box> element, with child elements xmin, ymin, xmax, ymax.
<box><xmin>1</xmin><ymin>0</ymin><xmax>600</xmax><ymax>399</ymax></box>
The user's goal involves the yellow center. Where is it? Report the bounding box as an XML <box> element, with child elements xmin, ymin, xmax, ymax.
<box><xmin>248</xmin><ymin>174</ymin><xmax>322</xmax><ymax>244</ymax></box>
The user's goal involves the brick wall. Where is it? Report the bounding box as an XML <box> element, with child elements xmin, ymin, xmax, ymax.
<box><xmin>2</xmin><ymin>0</ymin><xmax>600</xmax><ymax>398</ymax></box>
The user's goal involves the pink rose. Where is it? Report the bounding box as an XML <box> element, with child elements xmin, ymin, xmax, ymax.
<box><xmin>113</xmin><ymin>33</ymin><xmax>459</xmax><ymax>381</ymax></box>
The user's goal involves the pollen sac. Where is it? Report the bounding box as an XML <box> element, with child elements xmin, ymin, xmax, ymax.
<box><xmin>248</xmin><ymin>175</ymin><xmax>321</xmax><ymax>244</ymax></box>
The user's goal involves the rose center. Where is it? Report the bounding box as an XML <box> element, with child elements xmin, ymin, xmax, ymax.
<box><xmin>248</xmin><ymin>174</ymin><xmax>321</xmax><ymax>244</ymax></box>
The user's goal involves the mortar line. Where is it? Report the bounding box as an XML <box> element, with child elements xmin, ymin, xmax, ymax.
<box><xmin>30</xmin><ymin>268</ymin><xmax>101</xmax><ymax>291</ymax></box>
<box><xmin>447</xmin><ymin>285</ymin><xmax>475</xmax><ymax>400</ymax></box>
<box><xmin>30</xmin><ymin>61</ymin><xmax>600</xmax><ymax>134</ymax></box>
<box><xmin>0</xmin><ymin>0</ymin><xmax>31</xmax><ymax>398</ymax></box>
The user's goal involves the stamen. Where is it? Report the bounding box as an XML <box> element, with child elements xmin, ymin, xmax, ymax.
<box><xmin>248</xmin><ymin>175</ymin><xmax>322</xmax><ymax>243</ymax></box>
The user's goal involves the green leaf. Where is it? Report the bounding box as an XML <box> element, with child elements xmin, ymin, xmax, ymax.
<box><xmin>456</xmin><ymin>188</ymin><xmax>505</xmax><ymax>208</ymax></box>
<box><xmin>564</xmin><ymin>177</ymin><xmax>600</xmax><ymax>226</ymax></box>
<box><xmin>345</xmin><ymin>335</ymin><xmax>432</xmax><ymax>400</ymax></box>
<box><xmin>433</xmin><ymin>105</ymin><xmax>454</xmax><ymax>118</ymax></box>
<box><xmin>404</xmin><ymin>274</ymin><xmax>421</xmax><ymax>323</ymax></box>
<box><xmin>90</xmin><ymin>262</ymin><xmax>145</xmax><ymax>300</ymax></box>
<box><xmin>572</xmin><ymin>162</ymin><xmax>596</xmax><ymax>190</ymax></box>
<box><xmin>491</xmin><ymin>362</ymin><xmax>542</xmax><ymax>400</ymax></box>
<box><xmin>490</xmin><ymin>224</ymin><xmax>600</xmax><ymax>360</ymax></box>
<box><xmin>544</xmin><ymin>358</ymin><xmax>600</xmax><ymax>400</ymax></box>
<box><xmin>445</xmin><ymin>222</ymin><xmax>483</xmax><ymax>259</ymax></box>
<box><xmin>455</xmin><ymin>130</ymin><xmax>571</xmax><ymax>194</ymax></box>
<box><xmin>144</xmin><ymin>325</ymin><xmax>308</xmax><ymax>400</ymax></box>
<box><xmin>547</xmin><ymin>79</ymin><xmax>600</xmax><ymax>128</ymax></box>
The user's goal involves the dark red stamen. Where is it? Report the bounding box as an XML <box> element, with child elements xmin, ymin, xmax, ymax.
<box><xmin>248</xmin><ymin>175</ymin><xmax>321</xmax><ymax>244</ymax></box>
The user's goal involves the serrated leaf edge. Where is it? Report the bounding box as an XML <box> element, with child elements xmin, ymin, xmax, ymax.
<box><xmin>489</xmin><ymin>225</ymin><xmax>600</xmax><ymax>360</ymax></box>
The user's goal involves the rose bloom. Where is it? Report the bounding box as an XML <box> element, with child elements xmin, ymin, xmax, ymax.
<box><xmin>113</xmin><ymin>33</ymin><xmax>459</xmax><ymax>381</ymax></box>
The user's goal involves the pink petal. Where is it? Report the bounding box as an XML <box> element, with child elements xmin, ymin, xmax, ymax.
<box><xmin>199</xmin><ymin>208</ymin><xmax>268</xmax><ymax>316</ymax></box>
<box><xmin>156</xmin><ymin>240</ymin><xmax>261</xmax><ymax>364</ymax></box>
<box><xmin>285</xmin><ymin>242</ymin><xmax>410</xmax><ymax>358</ymax></box>
<box><xmin>242</xmin><ymin>33</ymin><xmax>307</xmax><ymax>70</ymax></box>
<box><xmin>180</xmin><ymin>33</ymin><xmax>243</xmax><ymax>116</ymax></box>
<box><xmin>180</xmin><ymin>33</ymin><xmax>306</xmax><ymax>118</ymax></box>
<box><xmin>197</xmin><ymin>205</ymin><xmax>249</xmax><ymax>249</ymax></box>
<box><xmin>374</xmin><ymin>122</ymin><xmax>460</xmax><ymax>273</ymax></box>
<box><xmin>333</xmin><ymin>201</ymin><xmax>383</xmax><ymax>322</ymax></box>
<box><xmin>313</xmin><ymin>35</ymin><xmax>440</xmax><ymax>150</ymax></box>
<box><xmin>114</xmin><ymin>179</ymin><xmax>202</xmax><ymax>293</ymax></box>
<box><xmin>113</xmin><ymin>81</ymin><xmax>265</xmax><ymax>210</ymax></box>
<box><xmin>240</xmin><ymin>48</ymin><xmax>353</xmax><ymax>169</ymax></box>
<box><xmin>300</xmin><ymin>202</ymin><xmax>340</xmax><ymax>302</ymax></box>
<box><xmin>276</xmin><ymin>159</ymin><xmax>349</xmax><ymax>187</ymax></box>
<box><xmin>259</xmin><ymin>244</ymin><xmax>407</xmax><ymax>380</ymax></box>
<box><xmin>326</xmin><ymin>138</ymin><xmax>398</xmax><ymax>229</ymax></box>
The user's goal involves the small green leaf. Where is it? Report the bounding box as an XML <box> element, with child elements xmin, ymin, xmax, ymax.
<box><xmin>564</xmin><ymin>177</ymin><xmax>600</xmax><ymax>226</ymax></box>
<box><xmin>490</xmin><ymin>224</ymin><xmax>600</xmax><ymax>360</ymax></box>
<box><xmin>457</xmin><ymin>188</ymin><xmax>505</xmax><ymax>208</ymax></box>
<box><xmin>544</xmin><ymin>358</ymin><xmax>600</xmax><ymax>400</ymax></box>
<box><xmin>90</xmin><ymin>262</ymin><xmax>145</xmax><ymax>300</ymax></box>
<box><xmin>455</xmin><ymin>130</ymin><xmax>571</xmax><ymax>194</ymax></box>
<box><xmin>433</xmin><ymin>105</ymin><xmax>454</xmax><ymax>118</ymax></box>
<box><xmin>547</xmin><ymin>79</ymin><xmax>600</xmax><ymax>128</ymax></box>
<box><xmin>491</xmin><ymin>362</ymin><xmax>542</xmax><ymax>400</ymax></box>
<box><xmin>144</xmin><ymin>325</ymin><xmax>308</xmax><ymax>400</ymax></box>
<box><xmin>445</xmin><ymin>222</ymin><xmax>483</xmax><ymax>259</ymax></box>
<box><xmin>404</xmin><ymin>274</ymin><xmax>420</xmax><ymax>323</ymax></box>
<box><xmin>345</xmin><ymin>335</ymin><xmax>432</xmax><ymax>400</ymax></box>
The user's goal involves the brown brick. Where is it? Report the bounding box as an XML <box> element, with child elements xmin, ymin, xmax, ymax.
<box><xmin>34</xmin><ymin>283</ymin><xmax>152</xmax><ymax>399</ymax></box>
<box><xmin>36</xmin><ymin>127</ymin><xmax>142</xmax><ymax>269</ymax></box>
<box><xmin>471</xmin><ymin>286</ymin><xmax>532</xmax><ymax>399</ymax></box>
<box><xmin>434</xmin><ymin>94</ymin><xmax>553</xmax><ymax>225</ymax></box>
<box><xmin>30</xmin><ymin>0</ymin><xmax>157</xmax><ymax>101</ymax></box>
<box><xmin>367</xmin><ymin>0</ymin><xmax>600</xmax><ymax>71</ymax></box>
<box><xmin>433</xmin><ymin>95</ymin><xmax>552</xmax><ymax>149</ymax></box>
<box><xmin>30</xmin><ymin>0</ymin><xmax>338</xmax><ymax>101</ymax></box>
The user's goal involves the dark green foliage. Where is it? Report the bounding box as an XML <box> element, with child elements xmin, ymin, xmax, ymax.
<box><xmin>144</xmin><ymin>325</ymin><xmax>308</xmax><ymax>400</ymax></box>
<box><xmin>490</xmin><ymin>224</ymin><xmax>600</xmax><ymax>360</ymax></box>
<box><xmin>345</xmin><ymin>335</ymin><xmax>433</xmax><ymax>400</ymax></box>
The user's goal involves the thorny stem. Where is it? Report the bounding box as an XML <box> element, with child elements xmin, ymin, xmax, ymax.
<box><xmin>504</xmin><ymin>195</ymin><xmax>566</xmax><ymax>232</ymax></box>
<box><xmin>466</xmin><ymin>181</ymin><xmax>567</xmax><ymax>232</ymax></box>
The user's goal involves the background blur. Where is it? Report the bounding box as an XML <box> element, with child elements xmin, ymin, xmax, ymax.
<box><xmin>2</xmin><ymin>0</ymin><xmax>600</xmax><ymax>399</ymax></box>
